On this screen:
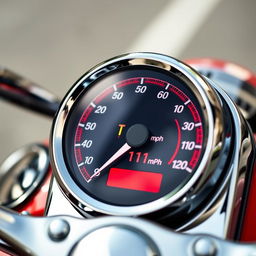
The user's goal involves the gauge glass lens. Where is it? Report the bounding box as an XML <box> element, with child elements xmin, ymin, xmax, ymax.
<box><xmin>63</xmin><ymin>66</ymin><xmax>205</xmax><ymax>206</ymax></box>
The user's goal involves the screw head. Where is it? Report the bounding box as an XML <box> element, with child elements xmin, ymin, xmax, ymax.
<box><xmin>21</xmin><ymin>211</ymin><xmax>30</xmax><ymax>215</ymax></box>
<box><xmin>48</xmin><ymin>219</ymin><xmax>70</xmax><ymax>241</ymax></box>
<box><xmin>193</xmin><ymin>237</ymin><xmax>217</xmax><ymax>256</ymax></box>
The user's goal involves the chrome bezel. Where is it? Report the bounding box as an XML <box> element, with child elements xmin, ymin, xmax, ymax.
<box><xmin>51</xmin><ymin>52</ymin><xmax>224</xmax><ymax>216</ymax></box>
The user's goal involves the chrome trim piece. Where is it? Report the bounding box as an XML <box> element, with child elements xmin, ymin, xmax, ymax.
<box><xmin>45</xmin><ymin>178</ymin><xmax>82</xmax><ymax>218</ymax></box>
<box><xmin>209</xmin><ymin>79</ymin><xmax>254</xmax><ymax>238</ymax></box>
<box><xmin>0</xmin><ymin>143</ymin><xmax>49</xmax><ymax>209</ymax></box>
<box><xmin>189</xmin><ymin>63</ymin><xmax>256</xmax><ymax>132</ymax></box>
<box><xmin>180</xmin><ymin>79</ymin><xmax>254</xmax><ymax>238</ymax></box>
<box><xmin>1</xmin><ymin>208</ymin><xmax>256</xmax><ymax>256</ymax></box>
<box><xmin>51</xmin><ymin>52</ymin><xmax>224</xmax><ymax>216</ymax></box>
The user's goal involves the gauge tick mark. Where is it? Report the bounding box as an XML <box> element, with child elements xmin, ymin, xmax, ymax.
<box><xmin>90</xmin><ymin>102</ymin><xmax>96</xmax><ymax>108</ymax></box>
<box><xmin>165</xmin><ymin>83</ymin><xmax>170</xmax><ymax>90</ymax></box>
<box><xmin>184</xmin><ymin>99</ymin><xmax>191</xmax><ymax>105</ymax></box>
<box><xmin>186</xmin><ymin>167</ymin><xmax>192</xmax><ymax>173</ymax></box>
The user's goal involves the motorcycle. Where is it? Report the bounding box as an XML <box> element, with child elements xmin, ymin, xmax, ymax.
<box><xmin>0</xmin><ymin>52</ymin><xmax>255</xmax><ymax>256</ymax></box>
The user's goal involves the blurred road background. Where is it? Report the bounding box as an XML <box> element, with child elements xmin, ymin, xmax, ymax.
<box><xmin>0</xmin><ymin>0</ymin><xmax>255</xmax><ymax>161</ymax></box>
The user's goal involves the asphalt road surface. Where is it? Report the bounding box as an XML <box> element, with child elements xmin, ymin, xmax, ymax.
<box><xmin>0</xmin><ymin>0</ymin><xmax>255</xmax><ymax>161</ymax></box>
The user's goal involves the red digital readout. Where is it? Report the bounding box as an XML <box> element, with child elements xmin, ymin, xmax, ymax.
<box><xmin>107</xmin><ymin>168</ymin><xmax>163</xmax><ymax>193</ymax></box>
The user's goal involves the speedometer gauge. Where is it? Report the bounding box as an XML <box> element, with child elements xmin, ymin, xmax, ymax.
<box><xmin>51</xmin><ymin>53</ymin><xmax>224</xmax><ymax>216</ymax></box>
<box><xmin>64</xmin><ymin>67</ymin><xmax>204</xmax><ymax>206</ymax></box>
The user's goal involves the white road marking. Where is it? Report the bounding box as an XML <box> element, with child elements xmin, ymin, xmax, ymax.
<box><xmin>127</xmin><ymin>0</ymin><xmax>222</xmax><ymax>56</ymax></box>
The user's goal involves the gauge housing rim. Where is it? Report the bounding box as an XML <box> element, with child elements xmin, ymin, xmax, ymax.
<box><xmin>51</xmin><ymin>52</ymin><xmax>224</xmax><ymax>216</ymax></box>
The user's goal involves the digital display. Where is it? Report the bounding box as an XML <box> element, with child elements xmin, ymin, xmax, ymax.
<box><xmin>107</xmin><ymin>168</ymin><xmax>163</xmax><ymax>193</ymax></box>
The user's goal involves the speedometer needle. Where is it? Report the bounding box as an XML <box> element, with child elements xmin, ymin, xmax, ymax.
<box><xmin>89</xmin><ymin>143</ymin><xmax>131</xmax><ymax>181</ymax></box>
<box><xmin>88</xmin><ymin>123</ymin><xmax>150</xmax><ymax>182</ymax></box>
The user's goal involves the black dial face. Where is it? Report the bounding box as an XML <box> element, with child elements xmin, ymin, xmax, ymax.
<box><xmin>63</xmin><ymin>66</ymin><xmax>205</xmax><ymax>206</ymax></box>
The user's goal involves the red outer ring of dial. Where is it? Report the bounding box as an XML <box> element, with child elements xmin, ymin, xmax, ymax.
<box><xmin>74</xmin><ymin>77</ymin><xmax>203</xmax><ymax>183</ymax></box>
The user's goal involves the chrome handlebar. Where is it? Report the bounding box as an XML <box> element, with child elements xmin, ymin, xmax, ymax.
<box><xmin>0</xmin><ymin>207</ymin><xmax>256</xmax><ymax>256</ymax></box>
<box><xmin>0</xmin><ymin>67</ymin><xmax>60</xmax><ymax>117</ymax></box>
